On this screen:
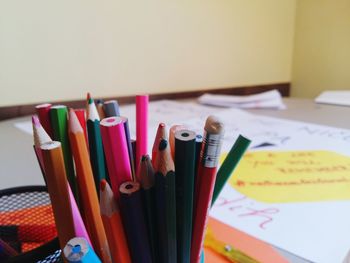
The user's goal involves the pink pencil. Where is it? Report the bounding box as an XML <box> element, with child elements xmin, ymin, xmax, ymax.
<box><xmin>35</xmin><ymin>103</ymin><xmax>53</xmax><ymax>138</ymax></box>
<box><xmin>100</xmin><ymin>117</ymin><xmax>133</xmax><ymax>199</ymax></box>
<box><xmin>67</xmin><ymin>184</ymin><xmax>93</xmax><ymax>247</ymax></box>
<box><xmin>136</xmin><ymin>95</ymin><xmax>149</xmax><ymax>176</ymax></box>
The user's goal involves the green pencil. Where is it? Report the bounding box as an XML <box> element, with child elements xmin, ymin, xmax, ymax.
<box><xmin>87</xmin><ymin>96</ymin><xmax>108</xmax><ymax>193</ymax></box>
<box><xmin>50</xmin><ymin>105</ymin><xmax>77</xmax><ymax>196</ymax></box>
<box><xmin>212</xmin><ymin>135</ymin><xmax>251</xmax><ymax>205</ymax></box>
<box><xmin>139</xmin><ymin>155</ymin><xmax>157</xmax><ymax>263</ymax></box>
<box><xmin>155</xmin><ymin>138</ymin><xmax>177</xmax><ymax>263</ymax></box>
<box><xmin>174</xmin><ymin>130</ymin><xmax>196</xmax><ymax>263</ymax></box>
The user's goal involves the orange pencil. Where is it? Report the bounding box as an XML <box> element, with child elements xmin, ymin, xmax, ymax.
<box><xmin>100</xmin><ymin>180</ymin><xmax>131</xmax><ymax>263</ymax></box>
<box><xmin>40</xmin><ymin>141</ymin><xmax>76</xmax><ymax>250</ymax></box>
<box><xmin>68</xmin><ymin>109</ymin><xmax>112</xmax><ymax>263</ymax></box>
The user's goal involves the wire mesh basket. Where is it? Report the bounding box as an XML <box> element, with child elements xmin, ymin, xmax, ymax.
<box><xmin>0</xmin><ymin>186</ymin><xmax>61</xmax><ymax>263</ymax></box>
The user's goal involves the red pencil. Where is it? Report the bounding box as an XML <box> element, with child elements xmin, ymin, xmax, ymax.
<box><xmin>191</xmin><ymin>116</ymin><xmax>224</xmax><ymax>263</ymax></box>
<box><xmin>74</xmin><ymin>109</ymin><xmax>88</xmax><ymax>146</ymax></box>
<box><xmin>35</xmin><ymin>103</ymin><xmax>53</xmax><ymax>138</ymax></box>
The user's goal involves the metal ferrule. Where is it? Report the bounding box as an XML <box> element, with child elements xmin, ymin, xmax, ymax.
<box><xmin>201</xmin><ymin>131</ymin><xmax>223</xmax><ymax>168</ymax></box>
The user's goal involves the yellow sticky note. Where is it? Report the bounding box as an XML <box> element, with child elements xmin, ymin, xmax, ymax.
<box><xmin>228</xmin><ymin>150</ymin><xmax>350</xmax><ymax>203</ymax></box>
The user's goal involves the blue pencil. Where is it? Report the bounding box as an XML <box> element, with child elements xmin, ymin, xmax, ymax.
<box><xmin>64</xmin><ymin>237</ymin><xmax>101</xmax><ymax>263</ymax></box>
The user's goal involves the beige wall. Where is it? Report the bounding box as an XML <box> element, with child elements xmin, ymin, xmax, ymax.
<box><xmin>0</xmin><ymin>0</ymin><xmax>296</xmax><ymax>106</ymax></box>
<box><xmin>292</xmin><ymin>0</ymin><xmax>350</xmax><ymax>98</ymax></box>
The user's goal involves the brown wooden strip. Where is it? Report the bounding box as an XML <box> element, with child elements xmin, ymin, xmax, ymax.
<box><xmin>0</xmin><ymin>82</ymin><xmax>289</xmax><ymax>120</ymax></box>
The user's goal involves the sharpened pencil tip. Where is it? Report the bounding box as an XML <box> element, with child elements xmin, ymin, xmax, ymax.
<box><xmin>159</xmin><ymin>139</ymin><xmax>168</xmax><ymax>151</ymax></box>
<box><xmin>141</xmin><ymin>155</ymin><xmax>150</xmax><ymax>162</ymax></box>
<box><xmin>87</xmin><ymin>92</ymin><xmax>91</xmax><ymax>100</ymax></box>
<box><xmin>100</xmin><ymin>179</ymin><xmax>107</xmax><ymax>191</ymax></box>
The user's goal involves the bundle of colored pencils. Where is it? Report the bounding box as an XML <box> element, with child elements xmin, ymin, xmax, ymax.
<box><xmin>31</xmin><ymin>93</ymin><xmax>251</xmax><ymax>263</ymax></box>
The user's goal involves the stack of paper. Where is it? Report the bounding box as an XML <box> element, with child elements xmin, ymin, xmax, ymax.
<box><xmin>198</xmin><ymin>89</ymin><xmax>286</xmax><ymax>109</ymax></box>
<box><xmin>315</xmin><ymin>90</ymin><xmax>350</xmax><ymax>106</ymax></box>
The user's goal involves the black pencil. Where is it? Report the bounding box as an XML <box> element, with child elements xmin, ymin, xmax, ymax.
<box><xmin>175</xmin><ymin>130</ymin><xmax>196</xmax><ymax>263</ymax></box>
<box><xmin>119</xmin><ymin>181</ymin><xmax>152</xmax><ymax>263</ymax></box>
<box><xmin>104</xmin><ymin>100</ymin><xmax>120</xmax><ymax>117</ymax></box>
<box><xmin>154</xmin><ymin>138</ymin><xmax>177</xmax><ymax>263</ymax></box>
<box><xmin>139</xmin><ymin>155</ymin><xmax>157</xmax><ymax>263</ymax></box>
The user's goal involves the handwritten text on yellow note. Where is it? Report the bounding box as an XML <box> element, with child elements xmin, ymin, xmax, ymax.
<box><xmin>228</xmin><ymin>151</ymin><xmax>350</xmax><ymax>203</ymax></box>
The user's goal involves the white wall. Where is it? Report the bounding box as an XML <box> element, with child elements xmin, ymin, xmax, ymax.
<box><xmin>0</xmin><ymin>0</ymin><xmax>296</xmax><ymax>106</ymax></box>
<box><xmin>292</xmin><ymin>0</ymin><xmax>350</xmax><ymax>98</ymax></box>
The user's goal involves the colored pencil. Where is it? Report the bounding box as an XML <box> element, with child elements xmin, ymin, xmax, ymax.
<box><xmin>74</xmin><ymin>109</ymin><xmax>88</xmax><ymax>146</ymax></box>
<box><xmin>104</xmin><ymin>100</ymin><xmax>120</xmax><ymax>117</ymax></box>
<box><xmin>64</xmin><ymin>237</ymin><xmax>101</xmax><ymax>263</ymax></box>
<box><xmin>120</xmin><ymin>116</ymin><xmax>136</xmax><ymax>181</ymax></box>
<box><xmin>169</xmin><ymin>124</ymin><xmax>186</xmax><ymax>159</ymax></box>
<box><xmin>67</xmin><ymin>186</ymin><xmax>92</xmax><ymax>247</ymax></box>
<box><xmin>68</xmin><ymin>109</ymin><xmax>112</xmax><ymax>263</ymax></box>
<box><xmin>136</xmin><ymin>95</ymin><xmax>148</xmax><ymax>175</ymax></box>
<box><xmin>32</xmin><ymin>116</ymin><xmax>91</xmax><ymax>246</ymax></box>
<box><xmin>0</xmin><ymin>238</ymin><xmax>18</xmax><ymax>259</ymax></box>
<box><xmin>86</xmin><ymin>93</ymin><xmax>91</xmax><ymax>118</ymax></box>
<box><xmin>35</xmin><ymin>103</ymin><xmax>53</xmax><ymax>137</ymax></box>
<box><xmin>175</xmin><ymin>129</ymin><xmax>196</xmax><ymax>263</ymax></box>
<box><xmin>212</xmin><ymin>135</ymin><xmax>251</xmax><ymax>205</ymax></box>
<box><xmin>131</xmin><ymin>139</ymin><xmax>137</xmax><ymax>169</ymax></box>
<box><xmin>154</xmin><ymin>138</ymin><xmax>177</xmax><ymax>263</ymax></box>
<box><xmin>139</xmin><ymin>155</ymin><xmax>157</xmax><ymax>262</ymax></box>
<box><xmin>87</xmin><ymin>96</ymin><xmax>108</xmax><ymax>192</ymax></box>
<box><xmin>191</xmin><ymin>116</ymin><xmax>224</xmax><ymax>263</ymax></box>
<box><xmin>119</xmin><ymin>181</ymin><xmax>152</xmax><ymax>263</ymax></box>
<box><xmin>100</xmin><ymin>117</ymin><xmax>133</xmax><ymax>199</ymax></box>
<box><xmin>152</xmin><ymin>123</ymin><xmax>166</xmax><ymax>166</ymax></box>
<box><xmin>32</xmin><ymin>115</ymin><xmax>51</xmax><ymax>174</ymax></box>
<box><xmin>50</xmin><ymin>105</ymin><xmax>76</xmax><ymax>196</ymax></box>
<box><xmin>95</xmin><ymin>99</ymin><xmax>106</xmax><ymax>120</ymax></box>
<box><xmin>100</xmin><ymin>180</ymin><xmax>131</xmax><ymax>263</ymax></box>
<box><xmin>40</xmin><ymin>141</ymin><xmax>76</xmax><ymax>250</ymax></box>
<box><xmin>194</xmin><ymin>134</ymin><xmax>203</xmax><ymax>176</ymax></box>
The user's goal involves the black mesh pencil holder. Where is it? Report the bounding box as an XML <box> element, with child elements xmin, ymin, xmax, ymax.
<box><xmin>0</xmin><ymin>186</ymin><xmax>62</xmax><ymax>263</ymax></box>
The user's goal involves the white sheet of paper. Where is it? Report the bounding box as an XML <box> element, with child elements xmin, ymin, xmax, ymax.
<box><xmin>315</xmin><ymin>90</ymin><xmax>350</xmax><ymax>107</ymax></box>
<box><xmin>198</xmin><ymin>90</ymin><xmax>286</xmax><ymax>109</ymax></box>
<box><xmin>205</xmin><ymin>109</ymin><xmax>350</xmax><ymax>263</ymax></box>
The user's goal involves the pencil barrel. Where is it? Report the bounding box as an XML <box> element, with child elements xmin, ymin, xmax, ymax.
<box><xmin>136</xmin><ymin>95</ymin><xmax>148</xmax><ymax>176</ymax></box>
<box><xmin>175</xmin><ymin>130</ymin><xmax>196</xmax><ymax>263</ymax></box>
<box><xmin>119</xmin><ymin>182</ymin><xmax>152</xmax><ymax>263</ymax></box>
<box><xmin>212</xmin><ymin>135</ymin><xmax>251</xmax><ymax>205</ymax></box>
<box><xmin>41</xmin><ymin>141</ymin><xmax>76</xmax><ymax>250</ymax></box>
<box><xmin>87</xmin><ymin>119</ymin><xmax>107</xmax><ymax>192</ymax></box>
<box><xmin>142</xmin><ymin>187</ymin><xmax>157</xmax><ymax>262</ymax></box>
<box><xmin>104</xmin><ymin>100</ymin><xmax>120</xmax><ymax>117</ymax></box>
<box><xmin>49</xmin><ymin>106</ymin><xmax>77</xmax><ymax>196</ymax></box>
<box><xmin>155</xmin><ymin>171</ymin><xmax>177</xmax><ymax>263</ymax></box>
<box><xmin>100</xmin><ymin>117</ymin><xmax>133</xmax><ymax>200</ymax></box>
